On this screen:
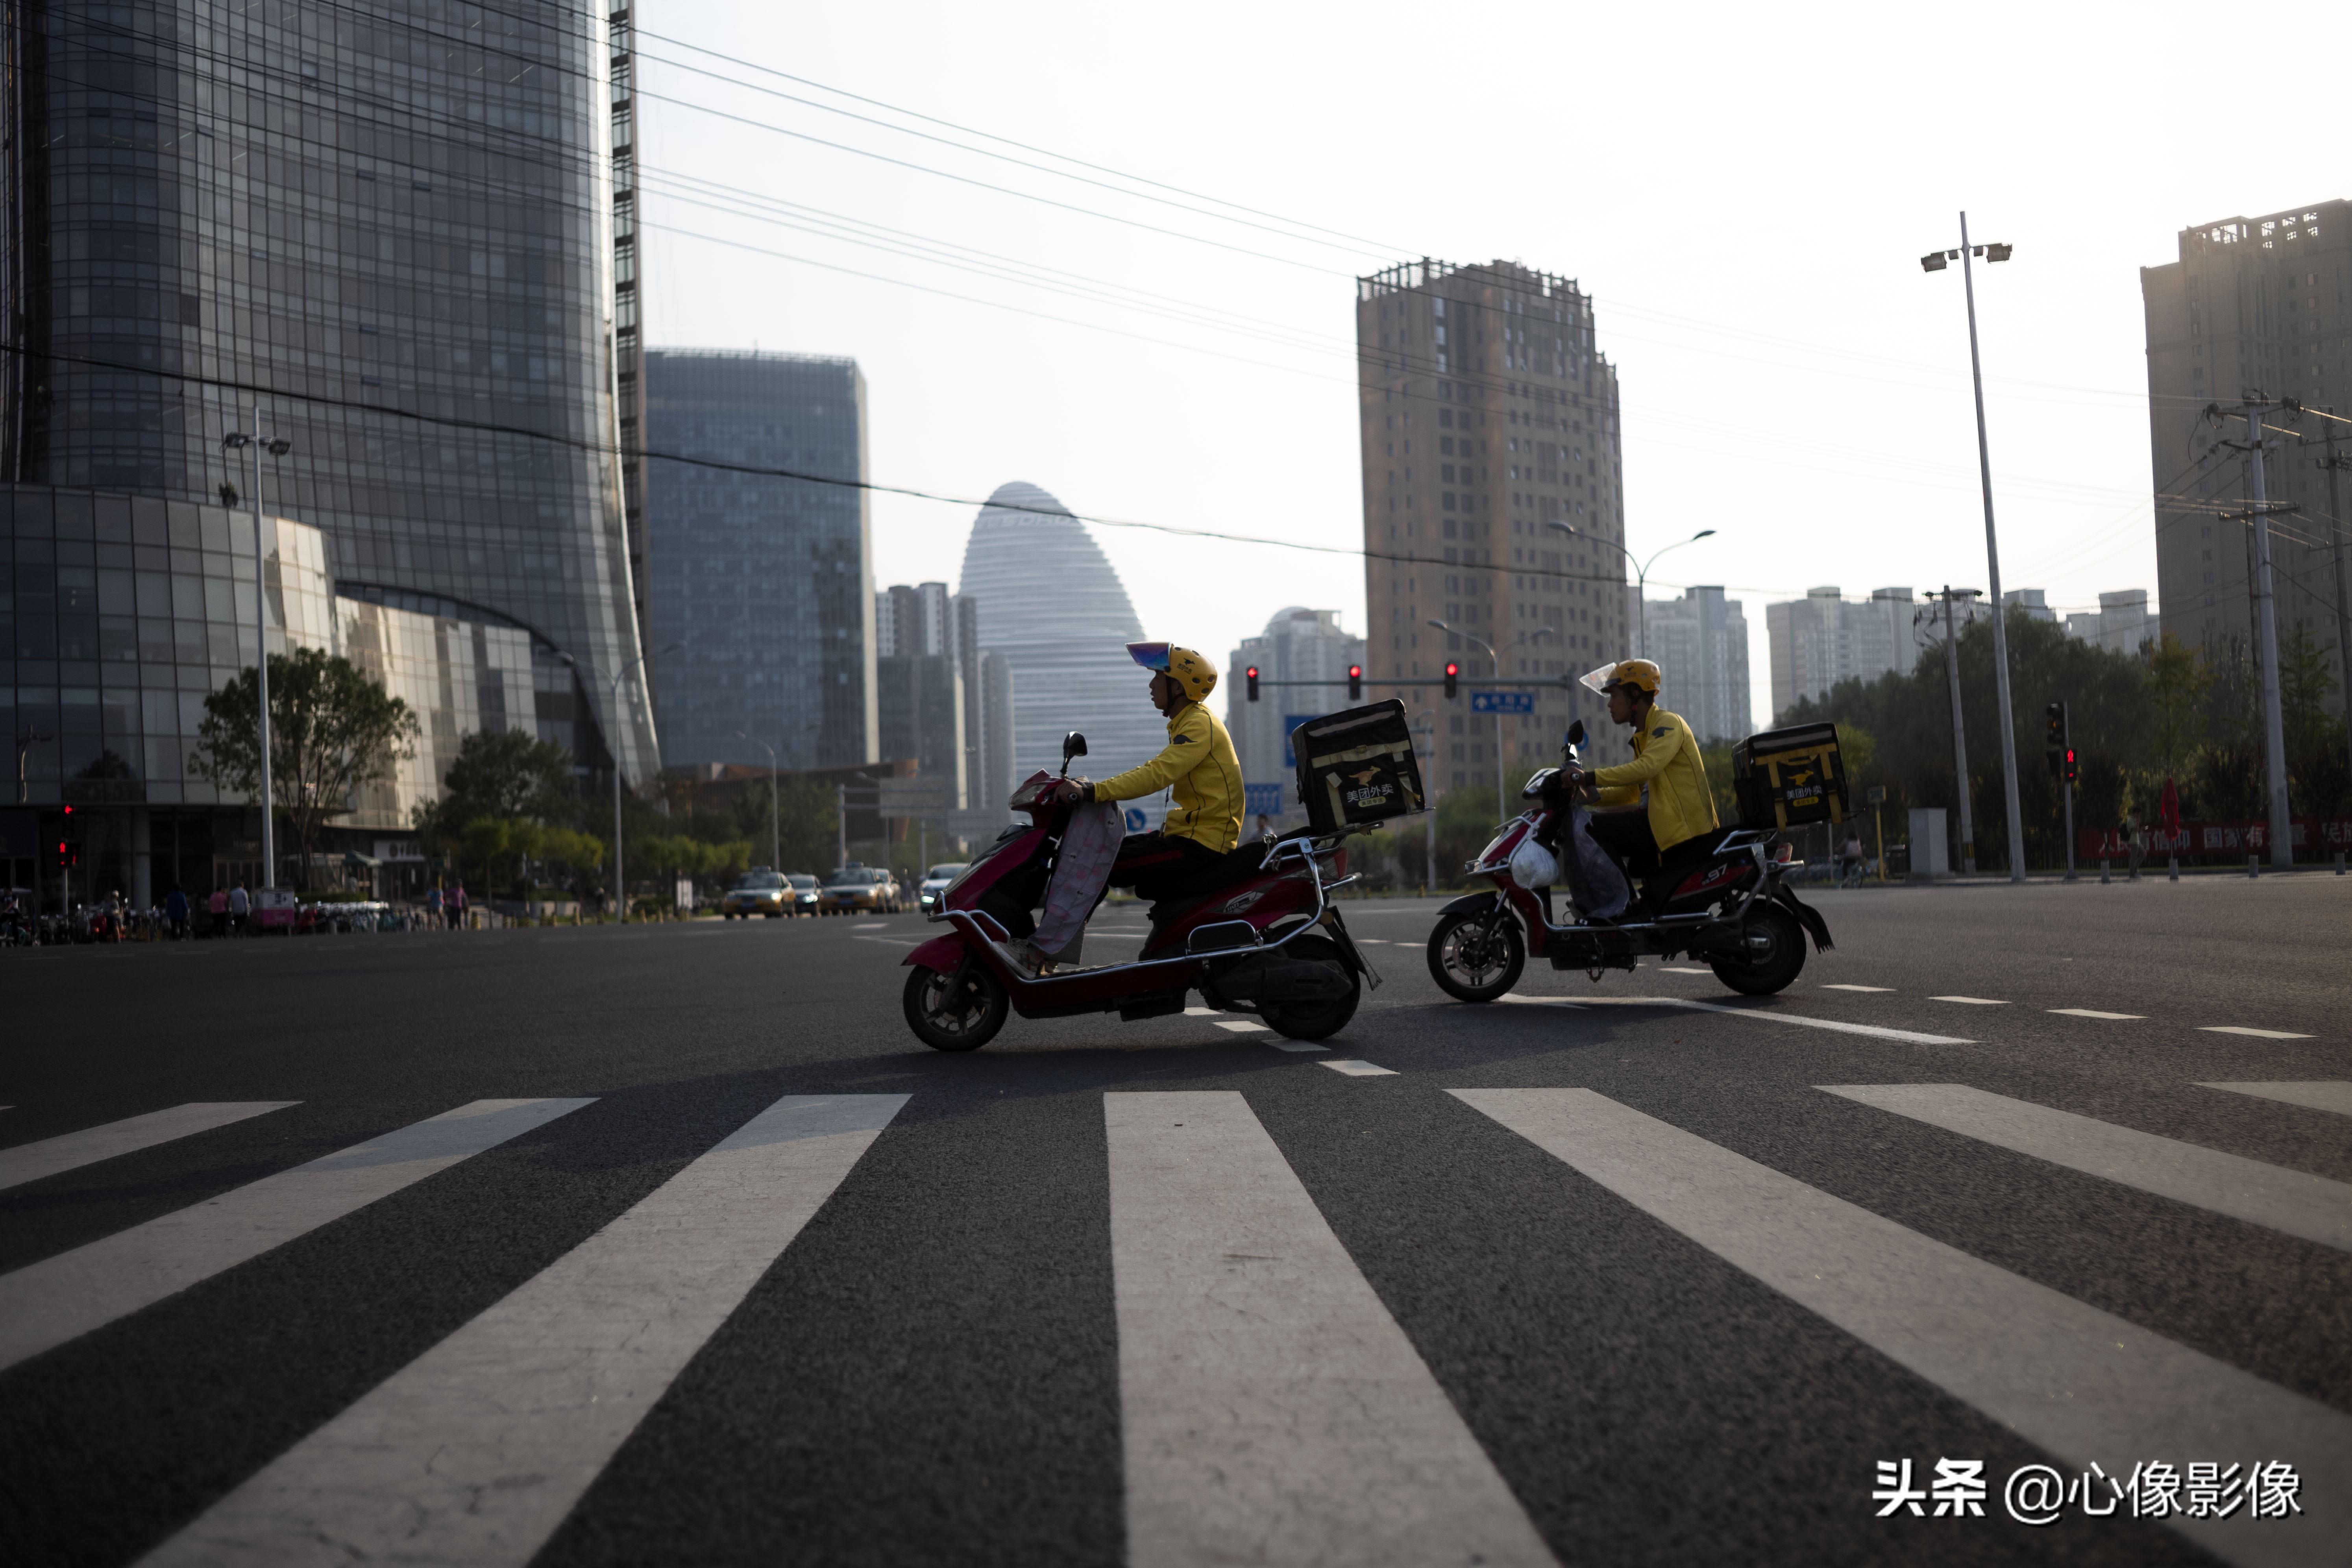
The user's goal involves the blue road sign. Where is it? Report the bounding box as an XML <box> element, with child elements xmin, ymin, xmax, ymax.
<box><xmin>1123</xmin><ymin>806</ymin><xmax>1150</xmax><ymax>834</ymax></box>
<box><xmin>1243</xmin><ymin>782</ymin><xmax>1285</xmax><ymax>818</ymax></box>
<box><xmin>1470</xmin><ymin>690</ymin><xmax>1537</xmax><ymax>715</ymax></box>
<box><xmin>1280</xmin><ymin>715</ymin><xmax>1317</xmax><ymax>767</ymax></box>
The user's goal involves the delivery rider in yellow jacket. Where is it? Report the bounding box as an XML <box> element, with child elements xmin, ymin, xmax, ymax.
<box><xmin>1052</xmin><ymin>641</ymin><xmax>1245</xmax><ymax>895</ymax></box>
<box><xmin>1565</xmin><ymin>658</ymin><xmax>1721</xmax><ymax>880</ymax></box>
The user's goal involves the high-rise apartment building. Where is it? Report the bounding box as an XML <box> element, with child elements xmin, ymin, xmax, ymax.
<box><xmin>875</xmin><ymin>581</ymin><xmax>966</xmax><ymax>809</ymax></box>
<box><xmin>1635</xmin><ymin>587</ymin><xmax>1751</xmax><ymax>744</ymax></box>
<box><xmin>2064</xmin><ymin>590</ymin><xmax>2153</xmax><ymax>655</ymax></box>
<box><xmin>1356</xmin><ymin>260</ymin><xmax>1626</xmax><ymax>793</ymax></box>
<box><xmin>0</xmin><ymin>2</ymin><xmax>650</xmax><ymax>904</ymax></box>
<box><xmin>1765</xmin><ymin>587</ymin><xmax>1916</xmax><ymax>719</ymax></box>
<box><xmin>644</xmin><ymin>350</ymin><xmax>874</xmax><ymax>771</ymax></box>
<box><xmin>2141</xmin><ymin>200</ymin><xmax>2350</xmax><ymax>713</ymax></box>
<box><xmin>1226</xmin><ymin>608</ymin><xmax>1365</xmax><ymax>825</ymax></box>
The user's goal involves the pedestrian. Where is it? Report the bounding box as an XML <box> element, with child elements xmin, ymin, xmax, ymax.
<box><xmin>166</xmin><ymin>884</ymin><xmax>190</xmax><ymax>940</ymax></box>
<box><xmin>228</xmin><ymin>880</ymin><xmax>250</xmax><ymax>936</ymax></box>
<box><xmin>207</xmin><ymin>886</ymin><xmax>227</xmax><ymax>937</ymax></box>
<box><xmin>425</xmin><ymin>883</ymin><xmax>444</xmax><ymax>929</ymax></box>
<box><xmin>1838</xmin><ymin>829</ymin><xmax>1864</xmax><ymax>887</ymax></box>
<box><xmin>447</xmin><ymin>880</ymin><xmax>466</xmax><ymax>930</ymax></box>
<box><xmin>107</xmin><ymin>888</ymin><xmax>127</xmax><ymax>943</ymax></box>
<box><xmin>2121</xmin><ymin>809</ymin><xmax>2147</xmax><ymax>881</ymax></box>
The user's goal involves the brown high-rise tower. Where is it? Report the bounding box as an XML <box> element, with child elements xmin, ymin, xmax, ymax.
<box><xmin>2141</xmin><ymin>200</ymin><xmax>2350</xmax><ymax>715</ymax></box>
<box><xmin>1356</xmin><ymin>260</ymin><xmax>1627</xmax><ymax>797</ymax></box>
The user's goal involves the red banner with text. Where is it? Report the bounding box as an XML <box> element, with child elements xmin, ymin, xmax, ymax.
<box><xmin>2080</xmin><ymin>818</ymin><xmax>2352</xmax><ymax>860</ymax></box>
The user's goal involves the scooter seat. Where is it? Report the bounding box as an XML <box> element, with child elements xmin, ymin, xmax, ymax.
<box><xmin>1141</xmin><ymin>841</ymin><xmax>1276</xmax><ymax>933</ymax></box>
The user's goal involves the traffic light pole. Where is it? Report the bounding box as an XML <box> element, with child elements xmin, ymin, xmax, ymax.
<box><xmin>2063</xmin><ymin>773</ymin><xmax>2076</xmax><ymax>882</ymax></box>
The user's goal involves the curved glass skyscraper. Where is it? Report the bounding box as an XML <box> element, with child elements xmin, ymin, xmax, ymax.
<box><xmin>956</xmin><ymin>482</ymin><xmax>1167</xmax><ymax>787</ymax></box>
<box><xmin>1</xmin><ymin>0</ymin><xmax>653</xmax><ymax>779</ymax></box>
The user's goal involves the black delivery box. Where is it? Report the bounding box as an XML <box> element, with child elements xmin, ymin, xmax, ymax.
<box><xmin>1291</xmin><ymin>701</ymin><xmax>1426</xmax><ymax>833</ymax></box>
<box><xmin>1731</xmin><ymin>722</ymin><xmax>1848</xmax><ymax>830</ymax></box>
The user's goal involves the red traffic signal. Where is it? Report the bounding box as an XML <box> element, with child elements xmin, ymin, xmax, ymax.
<box><xmin>1245</xmin><ymin>666</ymin><xmax>1260</xmax><ymax>702</ymax></box>
<box><xmin>1444</xmin><ymin>662</ymin><xmax>1459</xmax><ymax>699</ymax></box>
<box><xmin>1347</xmin><ymin>664</ymin><xmax>1362</xmax><ymax>700</ymax></box>
<box><xmin>2062</xmin><ymin>745</ymin><xmax>2079</xmax><ymax>785</ymax></box>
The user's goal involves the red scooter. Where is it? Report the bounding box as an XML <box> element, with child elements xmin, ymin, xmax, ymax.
<box><xmin>1426</xmin><ymin>720</ymin><xmax>1832</xmax><ymax>1001</ymax></box>
<box><xmin>900</xmin><ymin>732</ymin><xmax>1376</xmax><ymax>1051</ymax></box>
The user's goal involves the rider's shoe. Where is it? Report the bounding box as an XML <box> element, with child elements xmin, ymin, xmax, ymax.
<box><xmin>1008</xmin><ymin>938</ymin><xmax>1060</xmax><ymax>977</ymax></box>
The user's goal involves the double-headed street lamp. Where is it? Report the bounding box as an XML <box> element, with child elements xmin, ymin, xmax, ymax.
<box><xmin>734</xmin><ymin>730</ymin><xmax>781</xmax><ymax>870</ymax></box>
<box><xmin>221</xmin><ymin>412</ymin><xmax>293</xmax><ymax>889</ymax></box>
<box><xmin>561</xmin><ymin>641</ymin><xmax>679</xmax><ymax>921</ymax></box>
<box><xmin>1920</xmin><ymin>214</ymin><xmax>2024</xmax><ymax>882</ymax></box>
<box><xmin>1545</xmin><ymin>521</ymin><xmax>1714</xmax><ymax>661</ymax></box>
<box><xmin>1428</xmin><ymin>619</ymin><xmax>1555</xmax><ymax>823</ymax></box>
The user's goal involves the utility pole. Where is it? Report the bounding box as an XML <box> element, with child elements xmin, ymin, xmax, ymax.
<box><xmin>835</xmin><ymin>782</ymin><xmax>848</xmax><ymax>870</ymax></box>
<box><xmin>2222</xmin><ymin>398</ymin><xmax>2295</xmax><ymax>869</ymax></box>
<box><xmin>2307</xmin><ymin>409</ymin><xmax>2352</xmax><ymax>801</ymax></box>
<box><xmin>222</xmin><ymin>410</ymin><xmax>291</xmax><ymax>890</ymax></box>
<box><xmin>1925</xmin><ymin>588</ymin><xmax>1978</xmax><ymax>874</ymax></box>
<box><xmin>1415</xmin><ymin>709</ymin><xmax>1438</xmax><ymax>896</ymax></box>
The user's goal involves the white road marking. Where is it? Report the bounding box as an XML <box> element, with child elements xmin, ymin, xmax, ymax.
<box><xmin>1539</xmin><ymin>995</ymin><xmax>1974</xmax><ymax>1047</ymax></box>
<box><xmin>1451</xmin><ymin>1087</ymin><xmax>2352</xmax><ymax>1568</ymax></box>
<box><xmin>1266</xmin><ymin>1041</ymin><xmax>1328</xmax><ymax>1054</ymax></box>
<box><xmin>1102</xmin><ymin>1093</ymin><xmax>1555</xmax><ymax>1568</ymax></box>
<box><xmin>1821</xmin><ymin>1084</ymin><xmax>2352</xmax><ymax>1253</ymax></box>
<box><xmin>1498</xmin><ymin>994</ymin><xmax>1588</xmax><ymax>1010</ymax></box>
<box><xmin>2200</xmin><ymin>1025</ymin><xmax>2315</xmax><ymax>1040</ymax></box>
<box><xmin>850</xmin><ymin>934</ymin><xmax>920</xmax><ymax>947</ymax></box>
<box><xmin>1929</xmin><ymin>995</ymin><xmax>2008</xmax><ymax>1005</ymax></box>
<box><xmin>1659</xmin><ymin>967</ymin><xmax>1711</xmax><ymax>974</ymax></box>
<box><xmin>0</xmin><ymin>1099</ymin><xmax>593</xmax><ymax>1374</ymax></box>
<box><xmin>141</xmin><ymin>1095</ymin><xmax>906</xmax><ymax>1568</ymax></box>
<box><xmin>1319</xmin><ymin>1060</ymin><xmax>1397</xmax><ymax>1077</ymax></box>
<box><xmin>0</xmin><ymin>1102</ymin><xmax>297</xmax><ymax>1193</ymax></box>
<box><xmin>2199</xmin><ymin>1081</ymin><xmax>2352</xmax><ymax>1118</ymax></box>
<box><xmin>1213</xmin><ymin>1019</ymin><xmax>1267</xmax><ymax>1034</ymax></box>
<box><xmin>2048</xmin><ymin>1008</ymin><xmax>2143</xmax><ymax>1020</ymax></box>
<box><xmin>1819</xmin><ymin>984</ymin><xmax>1894</xmax><ymax>992</ymax></box>
<box><xmin>1182</xmin><ymin>1006</ymin><xmax>1222</xmax><ymax>1017</ymax></box>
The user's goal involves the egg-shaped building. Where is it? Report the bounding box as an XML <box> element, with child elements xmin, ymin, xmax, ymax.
<box><xmin>956</xmin><ymin>482</ymin><xmax>1170</xmax><ymax>793</ymax></box>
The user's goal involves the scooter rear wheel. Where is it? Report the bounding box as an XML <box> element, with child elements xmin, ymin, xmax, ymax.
<box><xmin>1707</xmin><ymin>902</ymin><xmax>1806</xmax><ymax>996</ymax></box>
<box><xmin>1427</xmin><ymin>906</ymin><xmax>1525</xmax><ymax>1002</ymax></box>
<box><xmin>903</xmin><ymin>960</ymin><xmax>1008</xmax><ymax>1050</ymax></box>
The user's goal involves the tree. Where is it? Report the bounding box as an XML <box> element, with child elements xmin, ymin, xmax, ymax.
<box><xmin>440</xmin><ymin>728</ymin><xmax>576</xmax><ymax>824</ymax></box>
<box><xmin>2146</xmin><ymin>632</ymin><xmax>2208</xmax><ymax>777</ymax></box>
<box><xmin>190</xmin><ymin>648</ymin><xmax>419</xmax><ymax>888</ymax></box>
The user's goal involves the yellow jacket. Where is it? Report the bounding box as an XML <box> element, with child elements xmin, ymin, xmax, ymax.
<box><xmin>1092</xmin><ymin>702</ymin><xmax>1244</xmax><ymax>852</ymax></box>
<box><xmin>1592</xmin><ymin>705</ymin><xmax>1720</xmax><ymax>851</ymax></box>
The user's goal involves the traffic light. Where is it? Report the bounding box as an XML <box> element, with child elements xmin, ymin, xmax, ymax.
<box><xmin>59</xmin><ymin>803</ymin><xmax>78</xmax><ymax>866</ymax></box>
<box><xmin>2043</xmin><ymin>701</ymin><xmax>2068</xmax><ymax>777</ymax></box>
<box><xmin>1444</xmin><ymin>662</ymin><xmax>1459</xmax><ymax>699</ymax></box>
<box><xmin>2062</xmin><ymin>745</ymin><xmax>2079</xmax><ymax>785</ymax></box>
<box><xmin>1245</xmin><ymin>666</ymin><xmax>1259</xmax><ymax>702</ymax></box>
<box><xmin>1347</xmin><ymin>664</ymin><xmax>1362</xmax><ymax>701</ymax></box>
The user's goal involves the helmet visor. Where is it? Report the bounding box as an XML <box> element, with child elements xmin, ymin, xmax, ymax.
<box><xmin>1126</xmin><ymin>642</ymin><xmax>1172</xmax><ymax>673</ymax></box>
<box><xmin>1578</xmin><ymin>660</ymin><xmax>1623</xmax><ymax>697</ymax></box>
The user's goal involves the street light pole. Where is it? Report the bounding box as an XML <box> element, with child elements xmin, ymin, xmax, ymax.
<box><xmin>222</xmin><ymin>413</ymin><xmax>292</xmax><ymax>890</ymax></box>
<box><xmin>1921</xmin><ymin>216</ymin><xmax>2024</xmax><ymax>881</ymax></box>
<box><xmin>2238</xmin><ymin>404</ymin><xmax>2292</xmax><ymax>869</ymax></box>
<box><xmin>563</xmin><ymin>640</ymin><xmax>676</xmax><ymax>921</ymax></box>
<box><xmin>1547</xmin><ymin>521</ymin><xmax>1714</xmax><ymax>662</ymax></box>
<box><xmin>735</xmin><ymin>730</ymin><xmax>780</xmax><ymax>869</ymax></box>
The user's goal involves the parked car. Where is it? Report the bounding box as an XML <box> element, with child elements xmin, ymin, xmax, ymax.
<box><xmin>821</xmin><ymin>863</ymin><xmax>902</xmax><ymax>915</ymax></box>
<box><xmin>785</xmin><ymin>872</ymin><xmax>821</xmax><ymax>915</ymax></box>
<box><xmin>721</xmin><ymin>868</ymin><xmax>793</xmax><ymax>919</ymax></box>
<box><xmin>916</xmin><ymin>862</ymin><xmax>968</xmax><ymax>915</ymax></box>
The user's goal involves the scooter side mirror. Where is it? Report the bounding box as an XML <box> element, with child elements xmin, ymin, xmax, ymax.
<box><xmin>1060</xmin><ymin>732</ymin><xmax>1087</xmax><ymax>776</ymax></box>
<box><xmin>1565</xmin><ymin>720</ymin><xmax>1586</xmax><ymax>748</ymax></box>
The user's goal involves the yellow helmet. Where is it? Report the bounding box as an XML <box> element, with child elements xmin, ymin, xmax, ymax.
<box><xmin>1127</xmin><ymin>642</ymin><xmax>1219</xmax><ymax>701</ymax></box>
<box><xmin>1598</xmin><ymin>658</ymin><xmax>1662</xmax><ymax>697</ymax></box>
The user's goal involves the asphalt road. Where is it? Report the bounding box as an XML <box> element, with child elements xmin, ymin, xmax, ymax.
<box><xmin>1</xmin><ymin>874</ymin><xmax>2346</xmax><ymax>1568</ymax></box>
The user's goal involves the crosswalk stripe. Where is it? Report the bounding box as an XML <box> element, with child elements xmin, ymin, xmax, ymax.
<box><xmin>0</xmin><ymin>1098</ymin><xmax>593</xmax><ymax>1374</ymax></box>
<box><xmin>1450</xmin><ymin>1087</ymin><xmax>2352</xmax><ymax>1568</ymax></box>
<box><xmin>1103</xmin><ymin>1092</ymin><xmax>1555</xmax><ymax>1568</ymax></box>
<box><xmin>0</xmin><ymin>1102</ymin><xmax>298</xmax><ymax>1193</ymax></box>
<box><xmin>1319</xmin><ymin>1060</ymin><xmax>1396</xmax><ymax>1077</ymax></box>
<box><xmin>140</xmin><ymin>1093</ymin><xmax>908</xmax><ymax>1568</ymax></box>
<box><xmin>2199</xmin><ymin>1082</ymin><xmax>2352</xmax><ymax>1118</ymax></box>
<box><xmin>1820</xmin><ymin>1084</ymin><xmax>2352</xmax><ymax>1253</ymax></box>
<box><xmin>1509</xmin><ymin>993</ymin><xmax>1973</xmax><ymax>1046</ymax></box>
<box><xmin>2201</xmin><ymin>1025</ymin><xmax>2315</xmax><ymax>1040</ymax></box>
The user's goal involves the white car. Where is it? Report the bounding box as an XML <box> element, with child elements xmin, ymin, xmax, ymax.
<box><xmin>917</xmin><ymin>862</ymin><xmax>968</xmax><ymax>915</ymax></box>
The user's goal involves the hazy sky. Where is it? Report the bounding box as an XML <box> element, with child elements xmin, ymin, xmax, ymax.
<box><xmin>634</xmin><ymin>0</ymin><xmax>2350</xmax><ymax>732</ymax></box>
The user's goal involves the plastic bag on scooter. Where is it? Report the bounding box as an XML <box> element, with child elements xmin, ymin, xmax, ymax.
<box><xmin>1507</xmin><ymin>834</ymin><xmax>1561</xmax><ymax>891</ymax></box>
<box><xmin>1561</xmin><ymin>802</ymin><xmax>1631</xmax><ymax>920</ymax></box>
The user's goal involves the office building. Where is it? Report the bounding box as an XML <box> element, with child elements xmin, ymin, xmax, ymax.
<box><xmin>1226</xmin><ymin>608</ymin><xmax>1366</xmax><ymax>825</ymax></box>
<box><xmin>956</xmin><ymin>481</ymin><xmax>1165</xmax><ymax>790</ymax></box>
<box><xmin>1636</xmin><ymin>587</ymin><xmax>1751</xmax><ymax>744</ymax></box>
<box><xmin>875</xmin><ymin>581</ymin><xmax>966</xmax><ymax>809</ymax></box>
<box><xmin>2001</xmin><ymin>588</ymin><xmax>2058</xmax><ymax>624</ymax></box>
<box><xmin>645</xmin><ymin>350</ymin><xmax>874</xmax><ymax>771</ymax></box>
<box><xmin>1355</xmin><ymin>259</ymin><xmax>1627</xmax><ymax>792</ymax></box>
<box><xmin>2141</xmin><ymin>200</ymin><xmax>2349</xmax><ymax>713</ymax></box>
<box><xmin>0</xmin><ymin>4</ymin><xmax>649</xmax><ymax>906</ymax></box>
<box><xmin>1765</xmin><ymin>587</ymin><xmax>1916</xmax><ymax>719</ymax></box>
<box><xmin>2064</xmin><ymin>590</ymin><xmax>2153</xmax><ymax>655</ymax></box>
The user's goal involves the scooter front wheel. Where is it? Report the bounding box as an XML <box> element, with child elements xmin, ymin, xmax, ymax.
<box><xmin>1427</xmin><ymin>905</ymin><xmax>1525</xmax><ymax>1002</ymax></box>
<box><xmin>903</xmin><ymin>959</ymin><xmax>1008</xmax><ymax>1051</ymax></box>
